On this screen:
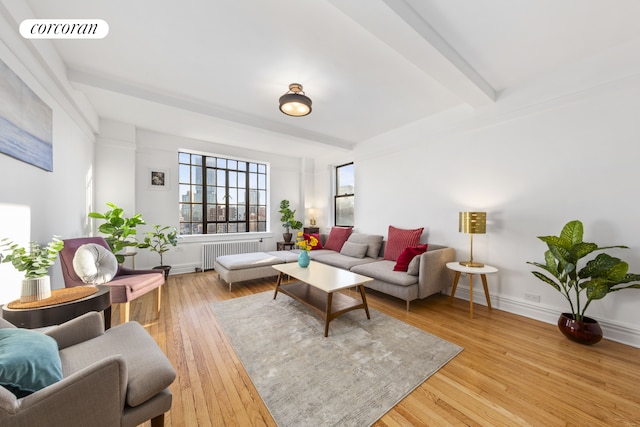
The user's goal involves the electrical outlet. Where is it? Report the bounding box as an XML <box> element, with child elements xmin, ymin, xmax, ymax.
<box><xmin>524</xmin><ymin>293</ymin><xmax>541</xmax><ymax>303</ymax></box>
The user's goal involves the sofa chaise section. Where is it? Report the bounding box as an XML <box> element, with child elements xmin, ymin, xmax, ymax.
<box><xmin>214</xmin><ymin>252</ymin><xmax>285</xmax><ymax>291</ymax></box>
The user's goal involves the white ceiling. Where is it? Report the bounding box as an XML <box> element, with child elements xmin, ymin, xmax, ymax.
<box><xmin>23</xmin><ymin>0</ymin><xmax>640</xmax><ymax>156</ymax></box>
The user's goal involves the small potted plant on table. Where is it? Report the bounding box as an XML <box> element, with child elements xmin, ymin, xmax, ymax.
<box><xmin>279</xmin><ymin>199</ymin><xmax>303</xmax><ymax>242</ymax></box>
<box><xmin>0</xmin><ymin>236</ymin><xmax>64</xmax><ymax>302</ymax></box>
<box><xmin>138</xmin><ymin>225</ymin><xmax>178</xmax><ymax>279</ymax></box>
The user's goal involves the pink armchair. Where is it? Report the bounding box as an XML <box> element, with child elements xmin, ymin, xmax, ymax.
<box><xmin>59</xmin><ymin>237</ymin><xmax>164</xmax><ymax>325</ymax></box>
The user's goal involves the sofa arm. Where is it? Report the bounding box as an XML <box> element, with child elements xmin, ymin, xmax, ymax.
<box><xmin>417</xmin><ymin>247</ymin><xmax>455</xmax><ymax>298</ymax></box>
<box><xmin>44</xmin><ymin>311</ymin><xmax>105</xmax><ymax>350</ymax></box>
<box><xmin>0</xmin><ymin>355</ymin><xmax>127</xmax><ymax>427</ymax></box>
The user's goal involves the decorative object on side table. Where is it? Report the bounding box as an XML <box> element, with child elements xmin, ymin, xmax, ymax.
<box><xmin>0</xmin><ymin>236</ymin><xmax>64</xmax><ymax>302</ymax></box>
<box><xmin>527</xmin><ymin>220</ymin><xmax>640</xmax><ymax>345</ymax></box>
<box><xmin>279</xmin><ymin>199</ymin><xmax>303</xmax><ymax>242</ymax></box>
<box><xmin>138</xmin><ymin>224</ymin><xmax>178</xmax><ymax>279</ymax></box>
<box><xmin>88</xmin><ymin>202</ymin><xmax>146</xmax><ymax>263</ymax></box>
<box><xmin>459</xmin><ymin>211</ymin><xmax>486</xmax><ymax>267</ymax></box>
<box><xmin>295</xmin><ymin>231</ymin><xmax>318</xmax><ymax>268</ymax></box>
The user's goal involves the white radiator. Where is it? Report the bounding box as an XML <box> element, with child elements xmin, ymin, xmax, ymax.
<box><xmin>202</xmin><ymin>240</ymin><xmax>261</xmax><ymax>271</ymax></box>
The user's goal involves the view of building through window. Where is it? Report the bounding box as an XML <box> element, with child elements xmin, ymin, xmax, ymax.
<box><xmin>178</xmin><ymin>152</ymin><xmax>268</xmax><ymax>234</ymax></box>
<box><xmin>335</xmin><ymin>162</ymin><xmax>354</xmax><ymax>227</ymax></box>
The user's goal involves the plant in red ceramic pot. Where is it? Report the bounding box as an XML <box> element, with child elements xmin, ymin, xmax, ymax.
<box><xmin>527</xmin><ymin>220</ymin><xmax>640</xmax><ymax>344</ymax></box>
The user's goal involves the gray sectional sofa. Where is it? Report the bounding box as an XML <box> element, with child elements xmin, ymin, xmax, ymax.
<box><xmin>214</xmin><ymin>233</ymin><xmax>455</xmax><ymax>310</ymax></box>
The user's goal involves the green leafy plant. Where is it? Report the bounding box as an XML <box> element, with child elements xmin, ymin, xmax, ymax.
<box><xmin>138</xmin><ymin>225</ymin><xmax>178</xmax><ymax>266</ymax></box>
<box><xmin>279</xmin><ymin>199</ymin><xmax>303</xmax><ymax>233</ymax></box>
<box><xmin>527</xmin><ymin>220</ymin><xmax>640</xmax><ymax>321</ymax></box>
<box><xmin>0</xmin><ymin>236</ymin><xmax>64</xmax><ymax>279</ymax></box>
<box><xmin>88</xmin><ymin>202</ymin><xmax>145</xmax><ymax>263</ymax></box>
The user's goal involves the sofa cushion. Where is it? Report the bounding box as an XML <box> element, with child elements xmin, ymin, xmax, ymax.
<box><xmin>323</xmin><ymin>227</ymin><xmax>352</xmax><ymax>252</ymax></box>
<box><xmin>347</xmin><ymin>234</ymin><xmax>383</xmax><ymax>258</ymax></box>
<box><xmin>303</xmin><ymin>233</ymin><xmax>323</xmax><ymax>250</ymax></box>
<box><xmin>313</xmin><ymin>253</ymin><xmax>378</xmax><ymax>270</ymax></box>
<box><xmin>340</xmin><ymin>241</ymin><xmax>368</xmax><ymax>258</ymax></box>
<box><xmin>215</xmin><ymin>252</ymin><xmax>284</xmax><ymax>270</ymax></box>
<box><xmin>394</xmin><ymin>244</ymin><xmax>428</xmax><ymax>272</ymax></box>
<box><xmin>351</xmin><ymin>260</ymin><xmax>418</xmax><ymax>287</ymax></box>
<box><xmin>73</xmin><ymin>243</ymin><xmax>118</xmax><ymax>284</ymax></box>
<box><xmin>383</xmin><ymin>226</ymin><xmax>424</xmax><ymax>261</ymax></box>
<box><xmin>0</xmin><ymin>329</ymin><xmax>63</xmax><ymax>397</ymax></box>
<box><xmin>304</xmin><ymin>249</ymin><xmax>339</xmax><ymax>259</ymax></box>
<box><xmin>407</xmin><ymin>256</ymin><xmax>421</xmax><ymax>276</ymax></box>
<box><xmin>267</xmin><ymin>251</ymin><xmax>299</xmax><ymax>263</ymax></box>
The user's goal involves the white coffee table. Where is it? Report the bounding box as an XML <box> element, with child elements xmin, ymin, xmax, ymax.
<box><xmin>272</xmin><ymin>261</ymin><xmax>373</xmax><ymax>337</ymax></box>
<box><xmin>446</xmin><ymin>262</ymin><xmax>498</xmax><ymax>319</ymax></box>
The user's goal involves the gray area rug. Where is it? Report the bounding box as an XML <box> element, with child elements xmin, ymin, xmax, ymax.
<box><xmin>210</xmin><ymin>291</ymin><xmax>463</xmax><ymax>427</ymax></box>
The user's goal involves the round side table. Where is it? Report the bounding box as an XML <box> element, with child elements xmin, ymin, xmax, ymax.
<box><xmin>1</xmin><ymin>285</ymin><xmax>112</xmax><ymax>330</ymax></box>
<box><xmin>446</xmin><ymin>262</ymin><xmax>498</xmax><ymax>319</ymax></box>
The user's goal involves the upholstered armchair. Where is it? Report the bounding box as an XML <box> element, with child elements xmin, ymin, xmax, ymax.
<box><xmin>59</xmin><ymin>237</ymin><xmax>164</xmax><ymax>325</ymax></box>
<box><xmin>0</xmin><ymin>312</ymin><xmax>175</xmax><ymax>427</ymax></box>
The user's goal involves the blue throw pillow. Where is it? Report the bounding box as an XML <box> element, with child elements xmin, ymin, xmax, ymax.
<box><xmin>0</xmin><ymin>329</ymin><xmax>63</xmax><ymax>398</ymax></box>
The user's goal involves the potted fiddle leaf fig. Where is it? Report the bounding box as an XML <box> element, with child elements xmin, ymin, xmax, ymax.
<box><xmin>138</xmin><ymin>225</ymin><xmax>178</xmax><ymax>279</ymax></box>
<box><xmin>527</xmin><ymin>220</ymin><xmax>640</xmax><ymax>344</ymax></box>
<box><xmin>89</xmin><ymin>202</ymin><xmax>145</xmax><ymax>263</ymax></box>
<box><xmin>0</xmin><ymin>236</ymin><xmax>64</xmax><ymax>302</ymax></box>
<box><xmin>279</xmin><ymin>199</ymin><xmax>303</xmax><ymax>242</ymax></box>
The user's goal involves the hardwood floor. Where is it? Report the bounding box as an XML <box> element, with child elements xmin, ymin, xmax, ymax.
<box><xmin>122</xmin><ymin>271</ymin><xmax>640</xmax><ymax>426</ymax></box>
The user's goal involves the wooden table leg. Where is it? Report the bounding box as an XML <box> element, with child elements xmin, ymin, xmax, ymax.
<box><xmin>104</xmin><ymin>306</ymin><xmax>112</xmax><ymax>330</ymax></box>
<box><xmin>325</xmin><ymin>292</ymin><xmax>333</xmax><ymax>337</ymax></box>
<box><xmin>469</xmin><ymin>273</ymin><xmax>474</xmax><ymax>319</ymax></box>
<box><xmin>481</xmin><ymin>274</ymin><xmax>492</xmax><ymax>311</ymax></box>
<box><xmin>449</xmin><ymin>271</ymin><xmax>461</xmax><ymax>304</ymax></box>
<box><xmin>273</xmin><ymin>272</ymin><xmax>283</xmax><ymax>299</ymax></box>
<box><xmin>357</xmin><ymin>285</ymin><xmax>371</xmax><ymax>319</ymax></box>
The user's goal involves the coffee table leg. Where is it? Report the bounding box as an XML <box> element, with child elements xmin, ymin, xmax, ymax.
<box><xmin>358</xmin><ymin>285</ymin><xmax>371</xmax><ymax>319</ymax></box>
<box><xmin>325</xmin><ymin>292</ymin><xmax>333</xmax><ymax>337</ymax></box>
<box><xmin>273</xmin><ymin>273</ymin><xmax>283</xmax><ymax>299</ymax></box>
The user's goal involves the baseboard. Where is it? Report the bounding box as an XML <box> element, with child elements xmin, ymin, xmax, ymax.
<box><xmin>446</xmin><ymin>287</ymin><xmax>640</xmax><ymax>348</ymax></box>
<box><xmin>168</xmin><ymin>263</ymin><xmax>202</xmax><ymax>276</ymax></box>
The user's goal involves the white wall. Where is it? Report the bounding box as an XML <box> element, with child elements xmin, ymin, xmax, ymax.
<box><xmin>314</xmin><ymin>63</ymin><xmax>640</xmax><ymax>347</ymax></box>
<box><xmin>0</xmin><ymin>13</ymin><xmax>97</xmax><ymax>303</ymax></box>
<box><xmin>117</xmin><ymin>128</ymin><xmax>306</xmax><ymax>274</ymax></box>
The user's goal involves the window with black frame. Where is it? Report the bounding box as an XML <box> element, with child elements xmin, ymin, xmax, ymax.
<box><xmin>335</xmin><ymin>162</ymin><xmax>354</xmax><ymax>227</ymax></box>
<box><xmin>178</xmin><ymin>152</ymin><xmax>268</xmax><ymax>235</ymax></box>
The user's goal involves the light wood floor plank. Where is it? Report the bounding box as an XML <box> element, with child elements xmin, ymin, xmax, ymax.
<box><xmin>122</xmin><ymin>271</ymin><xmax>640</xmax><ymax>426</ymax></box>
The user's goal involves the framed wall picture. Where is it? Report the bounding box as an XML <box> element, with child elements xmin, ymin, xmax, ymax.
<box><xmin>149</xmin><ymin>169</ymin><xmax>169</xmax><ymax>190</ymax></box>
<box><xmin>0</xmin><ymin>59</ymin><xmax>53</xmax><ymax>171</ymax></box>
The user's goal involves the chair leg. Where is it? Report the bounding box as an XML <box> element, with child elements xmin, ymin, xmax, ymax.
<box><xmin>155</xmin><ymin>286</ymin><xmax>162</xmax><ymax>314</ymax></box>
<box><xmin>150</xmin><ymin>413</ymin><xmax>165</xmax><ymax>427</ymax></box>
<box><xmin>120</xmin><ymin>301</ymin><xmax>130</xmax><ymax>324</ymax></box>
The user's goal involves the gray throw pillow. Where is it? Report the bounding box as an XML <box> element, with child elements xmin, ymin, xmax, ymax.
<box><xmin>340</xmin><ymin>241</ymin><xmax>369</xmax><ymax>259</ymax></box>
<box><xmin>73</xmin><ymin>243</ymin><xmax>118</xmax><ymax>284</ymax></box>
<box><xmin>407</xmin><ymin>256</ymin><xmax>421</xmax><ymax>276</ymax></box>
<box><xmin>346</xmin><ymin>234</ymin><xmax>384</xmax><ymax>258</ymax></box>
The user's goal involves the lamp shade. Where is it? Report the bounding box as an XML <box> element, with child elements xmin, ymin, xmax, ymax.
<box><xmin>279</xmin><ymin>83</ymin><xmax>312</xmax><ymax>117</ymax></box>
<box><xmin>459</xmin><ymin>212</ymin><xmax>486</xmax><ymax>234</ymax></box>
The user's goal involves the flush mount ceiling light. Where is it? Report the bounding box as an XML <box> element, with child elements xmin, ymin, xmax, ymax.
<box><xmin>279</xmin><ymin>83</ymin><xmax>312</xmax><ymax>117</ymax></box>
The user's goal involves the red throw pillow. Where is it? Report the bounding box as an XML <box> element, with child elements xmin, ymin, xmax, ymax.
<box><xmin>303</xmin><ymin>233</ymin><xmax>323</xmax><ymax>250</ymax></box>
<box><xmin>323</xmin><ymin>227</ymin><xmax>352</xmax><ymax>252</ymax></box>
<box><xmin>393</xmin><ymin>244</ymin><xmax>428</xmax><ymax>272</ymax></box>
<box><xmin>383</xmin><ymin>225</ymin><xmax>424</xmax><ymax>261</ymax></box>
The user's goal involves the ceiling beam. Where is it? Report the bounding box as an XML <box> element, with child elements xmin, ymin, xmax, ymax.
<box><xmin>328</xmin><ymin>0</ymin><xmax>496</xmax><ymax>107</ymax></box>
<box><xmin>67</xmin><ymin>68</ymin><xmax>356</xmax><ymax>151</ymax></box>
